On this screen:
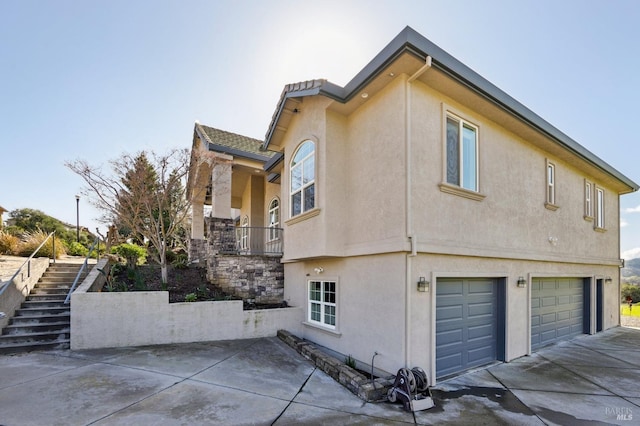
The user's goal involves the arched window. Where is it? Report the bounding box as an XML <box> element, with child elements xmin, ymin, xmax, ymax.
<box><xmin>268</xmin><ymin>198</ymin><xmax>280</xmax><ymax>241</ymax></box>
<box><xmin>290</xmin><ymin>140</ymin><xmax>315</xmax><ymax>216</ymax></box>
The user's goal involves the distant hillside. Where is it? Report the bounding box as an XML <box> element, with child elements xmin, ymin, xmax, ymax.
<box><xmin>622</xmin><ymin>258</ymin><xmax>640</xmax><ymax>285</ymax></box>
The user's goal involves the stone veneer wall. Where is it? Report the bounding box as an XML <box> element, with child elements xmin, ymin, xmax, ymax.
<box><xmin>188</xmin><ymin>238</ymin><xmax>207</xmax><ymax>266</ymax></box>
<box><xmin>205</xmin><ymin>217</ymin><xmax>284</xmax><ymax>304</ymax></box>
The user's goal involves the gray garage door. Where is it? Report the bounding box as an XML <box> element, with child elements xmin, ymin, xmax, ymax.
<box><xmin>436</xmin><ymin>278</ymin><xmax>499</xmax><ymax>378</ymax></box>
<box><xmin>531</xmin><ymin>278</ymin><xmax>584</xmax><ymax>350</ymax></box>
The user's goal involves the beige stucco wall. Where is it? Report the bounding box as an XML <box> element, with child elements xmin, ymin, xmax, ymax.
<box><xmin>409</xmin><ymin>81</ymin><xmax>620</xmax><ymax>265</ymax></box>
<box><xmin>283</xmin><ymin>250</ymin><xmax>621</xmax><ymax>382</ymax></box>
<box><xmin>274</xmin><ymin>72</ymin><xmax>627</xmax><ymax>383</ymax></box>
<box><xmin>71</xmin><ymin>290</ymin><xmax>304</xmax><ymax>349</ymax></box>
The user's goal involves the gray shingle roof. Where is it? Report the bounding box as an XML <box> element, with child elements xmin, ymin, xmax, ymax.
<box><xmin>195</xmin><ymin>123</ymin><xmax>277</xmax><ymax>162</ymax></box>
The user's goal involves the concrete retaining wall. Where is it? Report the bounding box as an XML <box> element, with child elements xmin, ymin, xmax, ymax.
<box><xmin>70</xmin><ymin>265</ymin><xmax>303</xmax><ymax>349</ymax></box>
<box><xmin>0</xmin><ymin>257</ymin><xmax>49</xmax><ymax>329</ymax></box>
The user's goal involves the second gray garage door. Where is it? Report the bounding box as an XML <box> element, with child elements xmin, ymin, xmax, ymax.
<box><xmin>531</xmin><ymin>278</ymin><xmax>584</xmax><ymax>350</ymax></box>
<box><xmin>436</xmin><ymin>278</ymin><xmax>503</xmax><ymax>378</ymax></box>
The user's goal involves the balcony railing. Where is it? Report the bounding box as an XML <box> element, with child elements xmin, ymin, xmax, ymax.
<box><xmin>219</xmin><ymin>226</ymin><xmax>283</xmax><ymax>256</ymax></box>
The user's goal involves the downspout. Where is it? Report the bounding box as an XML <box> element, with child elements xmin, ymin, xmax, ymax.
<box><xmin>404</xmin><ymin>56</ymin><xmax>432</xmax><ymax>367</ymax></box>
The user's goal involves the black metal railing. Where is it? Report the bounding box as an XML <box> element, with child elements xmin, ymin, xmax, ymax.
<box><xmin>219</xmin><ymin>226</ymin><xmax>283</xmax><ymax>256</ymax></box>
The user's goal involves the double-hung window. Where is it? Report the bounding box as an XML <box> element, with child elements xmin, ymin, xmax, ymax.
<box><xmin>545</xmin><ymin>159</ymin><xmax>558</xmax><ymax>210</ymax></box>
<box><xmin>308</xmin><ymin>280</ymin><xmax>336</xmax><ymax>329</ymax></box>
<box><xmin>290</xmin><ymin>140</ymin><xmax>315</xmax><ymax>217</ymax></box>
<box><xmin>446</xmin><ymin>114</ymin><xmax>478</xmax><ymax>192</ymax></box>
<box><xmin>595</xmin><ymin>187</ymin><xmax>605</xmax><ymax>229</ymax></box>
<box><xmin>584</xmin><ymin>180</ymin><xmax>593</xmax><ymax>219</ymax></box>
<box><xmin>268</xmin><ymin>198</ymin><xmax>280</xmax><ymax>241</ymax></box>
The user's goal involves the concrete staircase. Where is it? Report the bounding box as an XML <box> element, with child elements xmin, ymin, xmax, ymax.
<box><xmin>0</xmin><ymin>263</ymin><xmax>89</xmax><ymax>354</ymax></box>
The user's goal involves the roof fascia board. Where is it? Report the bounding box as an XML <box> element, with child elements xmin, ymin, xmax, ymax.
<box><xmin>264</xmin><ymin>152</ymin><xmax>284</xmax><ymax>172</ymax></box>
<box><xmin>207</xmin><ymin>142</ymin><xmax>272</xmax><ymax>163</ymax></box>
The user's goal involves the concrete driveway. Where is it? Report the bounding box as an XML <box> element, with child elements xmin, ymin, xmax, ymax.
<box><xmin>0</xmin><ymin>327</ymin><xmax>638</xmax><ymax>425</ymax></box>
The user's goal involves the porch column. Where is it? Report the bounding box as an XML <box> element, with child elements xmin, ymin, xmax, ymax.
<box><xmin>211</xmin><ymin>154</ymin><xmax>233</xmax><ymax>219</ymax></box>
<box><xmin>191</xmin><ymin>201</ymin><xmax>204</xmax><ymax>239</ymax></box>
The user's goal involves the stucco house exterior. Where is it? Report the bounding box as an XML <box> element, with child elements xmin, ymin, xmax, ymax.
<box><xmin>188</xmin><ymin>27</ymin><xmax>638</xmax><ymax>383</ymax></box>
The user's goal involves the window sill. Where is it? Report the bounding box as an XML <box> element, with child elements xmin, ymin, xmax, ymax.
<box><xmin>438</xmin><ymin>183</ymin><xmax>486</xmax><ymax>201</ymax></box>
<box><xmin>594</xmin><ymin>226</ymin><xmax>607</xmax><ymax>233</ymax></box>
<box><xmin>286</xmin><ymin>208</ymin><xmax>321</xmax><ymax>225</ymax></box>
<box><xmin>544</xmin><ymin>202</ymin><xmax>560</xmax><ymax>211</ymax></box>
<box><xmin>303</xmin><ymin>321</ymin><xmax>342</xmax><ymax>336</ymax></box>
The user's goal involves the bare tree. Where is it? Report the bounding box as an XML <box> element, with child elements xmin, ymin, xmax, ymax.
<box><xmin>66</xmin><ymin>149</ymin><xmax>192</xmax><ymax>286</ymax></box>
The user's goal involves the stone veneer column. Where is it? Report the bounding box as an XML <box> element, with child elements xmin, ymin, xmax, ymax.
<box><xmin>211</xmin><ymin>155</ymin><xmax>232</xmax><ymax>219</ymax></box>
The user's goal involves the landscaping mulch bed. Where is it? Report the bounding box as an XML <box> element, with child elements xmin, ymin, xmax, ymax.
<box><xmin>103</xmin><ymin>263</ymin><xmax>239</xmax><ymax>303</ymax></box>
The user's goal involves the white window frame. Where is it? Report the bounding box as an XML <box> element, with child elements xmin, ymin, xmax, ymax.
<box><xmin>239</xmin><ymin>216</ymin><xmax>249</xmax><ymax>251</ymax></box>
<box><xmin>290</xmin><ymin>140</ymin><xmax>315</xmax><ymax>217</ymax></box>
<box><xmin>584</xmin><ymin>180</ymin><xmax>593</xmax><ymax>220</ymax></box>
<box><xmin>595</xmin><ymin>187</ymin><xmax>605</xmax><ymax>230</ymax></box>
<box><xmin>445</xmin><ymin>112</ymin><xmax>479</xmax><ymax>192</ymax></box>
<box><xmin>545</xmin><ymin>159</ymin><xmax>559</xmax><ymax>210</ymax></box>
<box><xmin>267</xmin><ymin>198</ymin><xmax>280</xmax><ymax>241</ymax></box>
<box><xmin>308</xmin><ymin>280</ymin><xmax>337</xmax><ymax>330</ymax></box>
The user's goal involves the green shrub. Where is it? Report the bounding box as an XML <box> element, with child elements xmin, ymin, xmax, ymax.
<box><xmin>0</xmin><ymin>230</ymin><xmax>20</xmax><ymax>255</ymax></box>
<box><xmin>17</xmin><ymin>229</ymin><xmax>66</xmax><ymax>259</ymax></box>
<box><xmin>66</xmin><ymin>241</ymin><xmax>89</xmax><ymax>256</ymax></box>
<box><xmin>171</xmin><ymin>254</ymin><xmax>189</xmax><ymax>269</ymax></box>
<box><xmin>184</xmin><ymin>293</ymin><xmax>197</xmax><ymax>302</ymax></box>
<box><xmin>111</xmin><ymin>243</ymin><xmax>147</xmax><ymax>268</ymax></box>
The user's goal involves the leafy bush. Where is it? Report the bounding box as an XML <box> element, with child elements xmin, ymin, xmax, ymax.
<box><xmin>111</xmin><ymin>243</ymin><xmax>147</xmax><ymax>268</ymax></box>
<box><xmin>171</xmin><ymin>254</ymin><xmax>189</xmax><ymax>269</ymax></box>
<box><xmin>0</xmin><ymin>230</ymin><xmax>20</xmax><ymax>255</ymax></box>
<box><xmin>17</xmin><ymin>229</ymin><xmax>66</xmax><ymax>259</ymax></box>
<box><xmin>184</xmin><ymin>293</ymin><xmax>197</xmax><ymax>302</ymax></box>
<box><xmin>66</xmin><ymin>241</ymin><xmax>89</xmax><ymax>256</ymax></box>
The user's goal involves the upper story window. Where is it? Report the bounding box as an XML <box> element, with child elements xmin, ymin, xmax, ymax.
<box><xmin>595</xmin><ymin>187</ymin><xmax>605</xmax><ymax>230</ymax></box>
<box><xmin>584</xmin><ymin>180</ymin><xmax>593</xmax><ymax>220</ymax></box>
<box><xmin>545</xmin><ymin>159</ymin><xmax>559</xmax><ymax>210</ymax></box>
<box><xmin>290</xmin><ymin>140</ymin><xmax>315</xmax><ymax>217</ymax></box>
<box><xmin>268</xmin><ymin>198</ymin><xmax>280</xmax><ymax>241</ymax></box>
<box><xmin>446</xmin><ymin>114</ymin><xmax>478</xmax><ymax>192</ymax></box>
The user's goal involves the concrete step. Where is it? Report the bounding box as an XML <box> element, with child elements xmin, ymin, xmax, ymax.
<box><xmin>14</xmin><ymin>306</ymin><xmax>70</xmax><ymax>317</ymax></box>
<box><xmin>0</xmin><ymin>330</ymin><xmax>70</xmax><ymax>345</ymax></box>
<box><xmin>30</xmin><ymin>287</ymin><xmax>70</xmax><ymax>295</ymax></box>
<box><xmin>21</xmin><ymin>300</ymin><xmax>68</xmax><ymax>309</ymax></box>
<box><xmin>9</xmin><ymin>312</ymin><xmax>71</xmax><ymax>325</ymax></box>
<box><xmin>0</xmin><ymin>339</ymin><xmax>70</xmax><ymax>355</ymax></box>
<box><xmin>2</xmin><ymin>322</ymin><xmax>70</xmax><ymax>335</ymax></box>
<box><xmin>27</xmin><ymin>293</ymin><xmax>67</xmax><ymax>301</ymax></box>
<box><xmin>33</xmin><ymin>282</ymin><xmax>73</xmax><ymax>290</ymax></box>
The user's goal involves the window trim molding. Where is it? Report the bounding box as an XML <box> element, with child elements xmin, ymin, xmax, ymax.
<box><xmin>440</xmin><ymin>103</ymin><xmax>484</xmax><ymax>198</ymax></box>
<box><xmin>307</xmin><ymin>279</ymin><xmax>338</xmax><ymax>331</ymax></box>
<box><xmin>584</xmin><ymin>179</ymin><xmax>594</xmax><ymax>221</ymax></box>
<box><xmin>285</xmin><ymin>207</ymin><xmax>321</xmax><ymax>225</ymax></box>
<box><xmin>289</xmin><ymin>140</ymin><xmax>316</xmax><ymax>218</ymax></box>
<box><xmin>594</xmin><ymin>186</ymin><xmax>606</xmax><ymax>231</ymax></box>
<box><xmin>545</xmin><ymin>159</ymin><xmax>559</xmax><ymax>210</ymax></box>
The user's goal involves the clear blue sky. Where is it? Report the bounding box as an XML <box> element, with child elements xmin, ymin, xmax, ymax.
<box><xmin>2</xmin><ymin>0</ymin><xmax>640</xmax><ymax>256</ymax></box>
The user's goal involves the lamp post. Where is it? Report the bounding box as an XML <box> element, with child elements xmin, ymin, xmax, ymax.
<box><xmin>75</xmin><ymin>195</ymin><xmax>80</xmax><ymax>242</ymax></box>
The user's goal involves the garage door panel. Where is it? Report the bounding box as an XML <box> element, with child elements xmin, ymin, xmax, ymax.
<box><xmin>531</xmin><ymin>278</ymin><xmax>584</xmax><ymax>350</ymax></box>
<box><xmin>436</xmin><ymin>278</ymin><xmax>499</xmax><ymax>377</ymax></box>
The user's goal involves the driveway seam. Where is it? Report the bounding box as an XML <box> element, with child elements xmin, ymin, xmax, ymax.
<box><xmin>271</xmin><ymin>366</ymin><xmax>317</xmax><ymax>425</ymax></box>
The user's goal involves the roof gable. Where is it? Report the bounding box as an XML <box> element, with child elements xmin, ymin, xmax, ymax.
<box><xmin>195</xmin><ymin>123</ymin><xmax>277</xmax><ymax>163</ymax></box>
<box><xmin>263</xmin><ymin>26</ymin><xmax>638</xmax><ymax>193</ymax></box>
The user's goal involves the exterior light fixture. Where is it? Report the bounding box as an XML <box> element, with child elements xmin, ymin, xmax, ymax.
<box><xmin>417</xmin><ymin>277</ymin><xmax>429</xmax><ymax>292</ymax></box>
<box><xmin>361</xmin><ymin>92</ymin><xmax>369</xmax><ymax>99</ymax></box>
<box><xmin>314</xmin><ymin>267</ymin><xmax>324</xmax><ymax>274</ymax></box>
<box><xmin>75</xmin><ymin>195</ymin><xmax>80</xmax><ymax>242</ymax></box>
<box><xmin>605</xmin><ymin>276</ymin><xmax>613</xmax><ymax>284</ymax></box>
<box><xmin>517</xmin><ymin>276</ymin><xmax>527</xmax><ymax>288</ymax></box>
